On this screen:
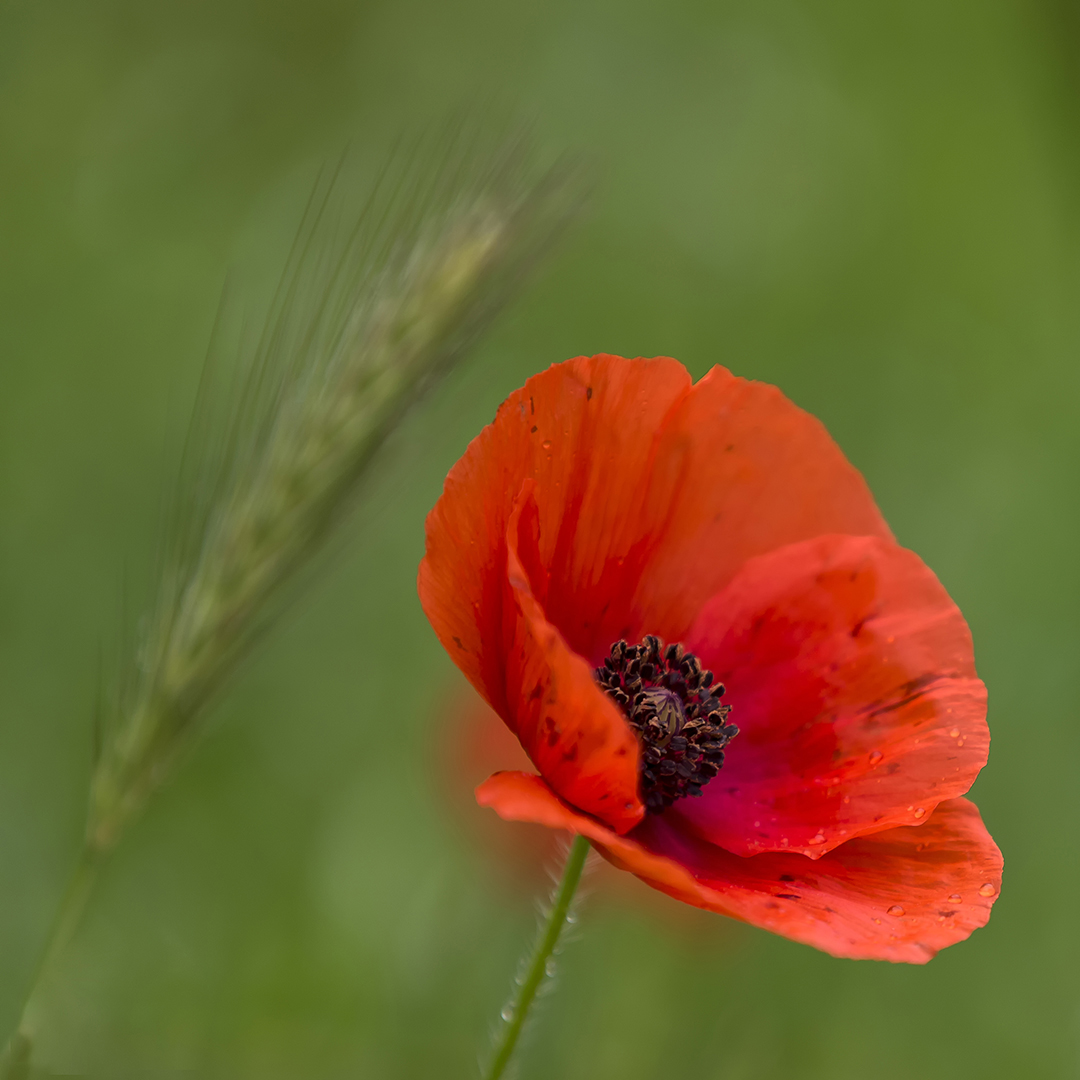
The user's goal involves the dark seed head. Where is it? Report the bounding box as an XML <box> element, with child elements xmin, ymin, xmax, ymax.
<box><xmin>594</xmin><ymin>635</ymin><xmax>736</xmax><ymax>814</ymax></box>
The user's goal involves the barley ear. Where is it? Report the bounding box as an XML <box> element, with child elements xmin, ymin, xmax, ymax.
<box><xmin>86</xmin><ymin>135</ymin><xmax>586</xmax><ymax>853</ymax></box>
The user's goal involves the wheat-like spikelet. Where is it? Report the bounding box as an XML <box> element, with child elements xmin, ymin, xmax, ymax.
<box><xmin>85</xmin><ymin>135</ymin><xmax>584</xmax><ymax>853</ymax></box>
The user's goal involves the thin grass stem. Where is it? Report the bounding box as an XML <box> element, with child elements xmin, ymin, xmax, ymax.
<box><xmin>0</xmin><ymin>846</ymin><xmax>100</xmax><ymax>1079</ymax></box>
<box><xmin>0</xmin><ymin>132</ymin><xmax>586</xmax><ymax>1079</ymax></box>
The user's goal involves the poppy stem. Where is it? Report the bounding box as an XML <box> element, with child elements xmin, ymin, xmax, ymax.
<box><xmin>482</xmin><ymin>833</ymin><xmax>591</xmax><ymax>1080</ymax></box>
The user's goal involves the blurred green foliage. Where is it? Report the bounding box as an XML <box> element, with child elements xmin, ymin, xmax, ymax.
<box><xmin>0</xmin><ymin>0</ymin><xmax>1077</xmax><ymax>1077</ymax></box>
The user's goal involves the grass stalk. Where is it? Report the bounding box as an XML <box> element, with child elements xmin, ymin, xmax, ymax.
<box><xmin>0</xmin><ymin>132</ymin><xmax>585</xmax><ymax>1077</ymax></box>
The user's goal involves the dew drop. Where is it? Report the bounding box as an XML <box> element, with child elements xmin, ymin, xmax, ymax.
<box><xmin>869</xmin><ymin>751</ymin><xmax>883</xmax><ymax>765</ymax></box>
<box><xmin>501</xmin><ymin>1006</ymin><xmax>514</xmax><ymax>1022</ymax></box>
<box><xmin>913</xmin><ymin>807</ymin><xmax>926</xmax><ymax>819</ymax></box>
<box><xmin>809</xmin><ymin>834</ymin><xmax>825</xmax><ymax>845</ymax></box>
<box><xmin>542</xmin><ymin>440</ymin><xmax>553</xmax><ymax>450</ymax></box>
<box><xmin>948</xmin><ymin>894</ymin><xmax>962</xmax><ymax>903</ymax></box>
<box><xmin>873</xmin><ymin>918</ymin><xmax>882</xmax><ymax>925</ymax></box>
<box><xmin>979</xmin><ymin>883</ymin><xmax>996</xmax><ymax>897</ymax></box>
<box><xmin>887</xmin><ymin>904</ymin><xmax>905</xmax><ymax>917</ymax></box>
<box><xmin>545</xmin><ymin>958</ymin><xmax>557</xmax><ymax>977</ymax></box>
<box><xmin>949</xmin><ymin>728</ymin><xmax>960</xmax><ymax>738</ymax></box>
<box><xmin>957</xmin><ymin>739</ymin><xmax>965</xmax><ymax>747</ymax></box>
<box><xmin>565</xmin><ymin>912</ymin><xmax>577</xmax><ymax>924</ymax></box>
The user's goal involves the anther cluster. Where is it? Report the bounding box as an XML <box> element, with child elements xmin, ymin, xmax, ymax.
<box><xmin>595</xmin><ymin>636</ymin><xmax>738</xmax><ymax>813</ymax></box>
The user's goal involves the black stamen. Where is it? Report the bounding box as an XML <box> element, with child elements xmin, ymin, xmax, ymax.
<box><xmin>594</xmin><ymin>636</ymin><xmax>738</xmax><ymax>813</ymax></box>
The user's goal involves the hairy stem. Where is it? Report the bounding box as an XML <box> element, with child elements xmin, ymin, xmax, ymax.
<box><xmin>482</xmin><ymin>834</ymin><xmax>590</xmax><ymax>1080</ymax></box>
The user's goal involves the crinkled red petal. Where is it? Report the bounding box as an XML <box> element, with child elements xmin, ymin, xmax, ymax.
<box><xmin>477</xmin><ymin>771</ymin><xmax>1002</xmax><ymax>964</ymax></box>
<box><xmin>418</xmin><ymin>355</ymin><xmax>690</xmax><ymax>712</ymax></box>
<box><xmin>500</xmin><ymin>482</ymin><xmax>643</xmax><ymax>832</ymax></box>
<box><xmin>674</xmin><ymin>535</ymin><xmax>988</xmax><ymax>857</ymax></box>
<box><xmin>418</xmin><ymin>356</ymin><xmax>891</xmax><ymax>705</ymax></box>
<box><xmin>617</xmin><ymin>365</ymin><xmax>893</xmax><ymax>651</ymax></box>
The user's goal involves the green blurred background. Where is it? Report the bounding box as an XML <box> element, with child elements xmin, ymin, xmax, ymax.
<box><xmin>0</xmin><ymin>0</ymin><xmax>1077</xmax><ymax>1076</ymax></box>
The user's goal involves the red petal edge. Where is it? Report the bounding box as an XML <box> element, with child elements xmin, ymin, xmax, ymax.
<box><xmin>500</xmin><ymin>482</ymin><xmax>643</xmax><ymax>832</ymax></box>
<box><xmin>418</xmin><ymin>356</ymin><xmax>692</xmax><ymax>708</ymax></box>
<box><xmin>477</xmin><ymin>771</ymin><xmax>1002</xmax><ymax>964</ymax></box>
<box><xmin>418</xmin><ymin>356</ymin><xmax>891</xmax><ymax>703</ymax></box>
<box><xmin>677</xmin><ymin>534</ymin><xmax>989</xmax><ymax>857</ymax></box>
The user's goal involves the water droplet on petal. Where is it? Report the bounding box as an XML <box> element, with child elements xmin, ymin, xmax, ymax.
<box><xmin>979</xmin><ymin>883</ymin><xmax>996</xmax><ymax>897</ymax></box>
<box><xmin>565</xmin><ymin>912</ymin><xmax>577</xmax><ymax>924</ymax></box>
<box><xmin>501</xmin><ymin>1006</ymin><xmax>514</xmax><ymax>1022</ymax></box>
<box><xmin>872</xmin><ymin>918</ymin><xmax>882</xmax><ymax>925</ymax></box>
<box><xmin>948</xmin><ymin>894</ymin><xmax>962</xmax><ymax>903</ymax></box>
<box><xmin>956</xmin><ymin>738</ymin><xmax>964</xmax><ymax>747</ymax></box>
<box><xmin>869</xmin><ymin>751</ymin><xmax>883</xmax><ymax>765</ymax></box>
<box><xmin>913</xmin><ymin>807</ymin><xmax>925</xmax><ymax>819</ymax></box>
<box><xmin>887</xmin><ymin>904</ymin><xmax>905</xmax><ymax>917</ymax></box>
<box><xmin>541</xmin><ymin>440</ymin><xmax>552</xmax><ymax>450</ymax></box>
<box><xmin>545</xmin><ymin>958</ymin><xmax>557</xmax><ymax>977</ymax></box>
<box><xmin>809</xmin><ymin>834</ymin><xmax>825</xmax><ymax>845</ymax></box>
<box><xmin>949</xmin><ymin>728</ymin><xmax>960</xmax><ymax>738</ymax></box>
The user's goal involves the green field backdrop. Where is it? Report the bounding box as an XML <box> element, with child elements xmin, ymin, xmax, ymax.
<box><xmin>0</xmin><ymin>1</ymin><xmax>1078</xmax><ymax>1077</ymax></box>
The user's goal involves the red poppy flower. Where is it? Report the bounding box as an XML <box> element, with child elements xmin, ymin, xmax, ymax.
<box><xmin>419</xmin><ymin>355</ymin><xmax>1001</xmax><ymax>963</ymax></box>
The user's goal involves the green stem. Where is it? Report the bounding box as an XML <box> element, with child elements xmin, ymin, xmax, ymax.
<box><xmin>0</xmin><ymin>845</ymin><xmax>101</xmax><ymax>1079</ymax></box>
<box><xmin>482</xmin><ymin>833</ymin><xmax>590</xmax><ymax>1080</ymax></box>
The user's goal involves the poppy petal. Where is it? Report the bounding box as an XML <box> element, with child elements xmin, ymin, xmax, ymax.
<box><xmin>620</xmin><ymin>365</ymin><xmax>894</xmax><ymax>649</ymax></box>
<box><xmin>418</xmin><ymin>356</ymin><xmax>891</xmax><ymax>691</ymax></box>
<box><xmin>499</xmin><ymin>483</ymin><xmax>643</xmax><ymax>832</ymax></box>
<box><xmin>418</xmin><ymin>354</ymin><xmax>691</xmax><ymax>707</ymax></box>
<box><xmin>476</xmin><ymin>769</ymin><xmax>720</xmax><ymax>902</ymax></box>
<box><xmin>477</xmin><ymin>771</ymin><xmax>1002</xmax><ymax>963</ymax></box>
<box><xmin>675</xmin><ymin>534</ymin><xmax>988</xmax><ymax>857</ymax></box>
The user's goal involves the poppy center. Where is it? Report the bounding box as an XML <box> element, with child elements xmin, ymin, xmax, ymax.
<box><xmin>594</xmin><ymin>635</ymin><xmax>738</xmax><ymax>813</ymax></box>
